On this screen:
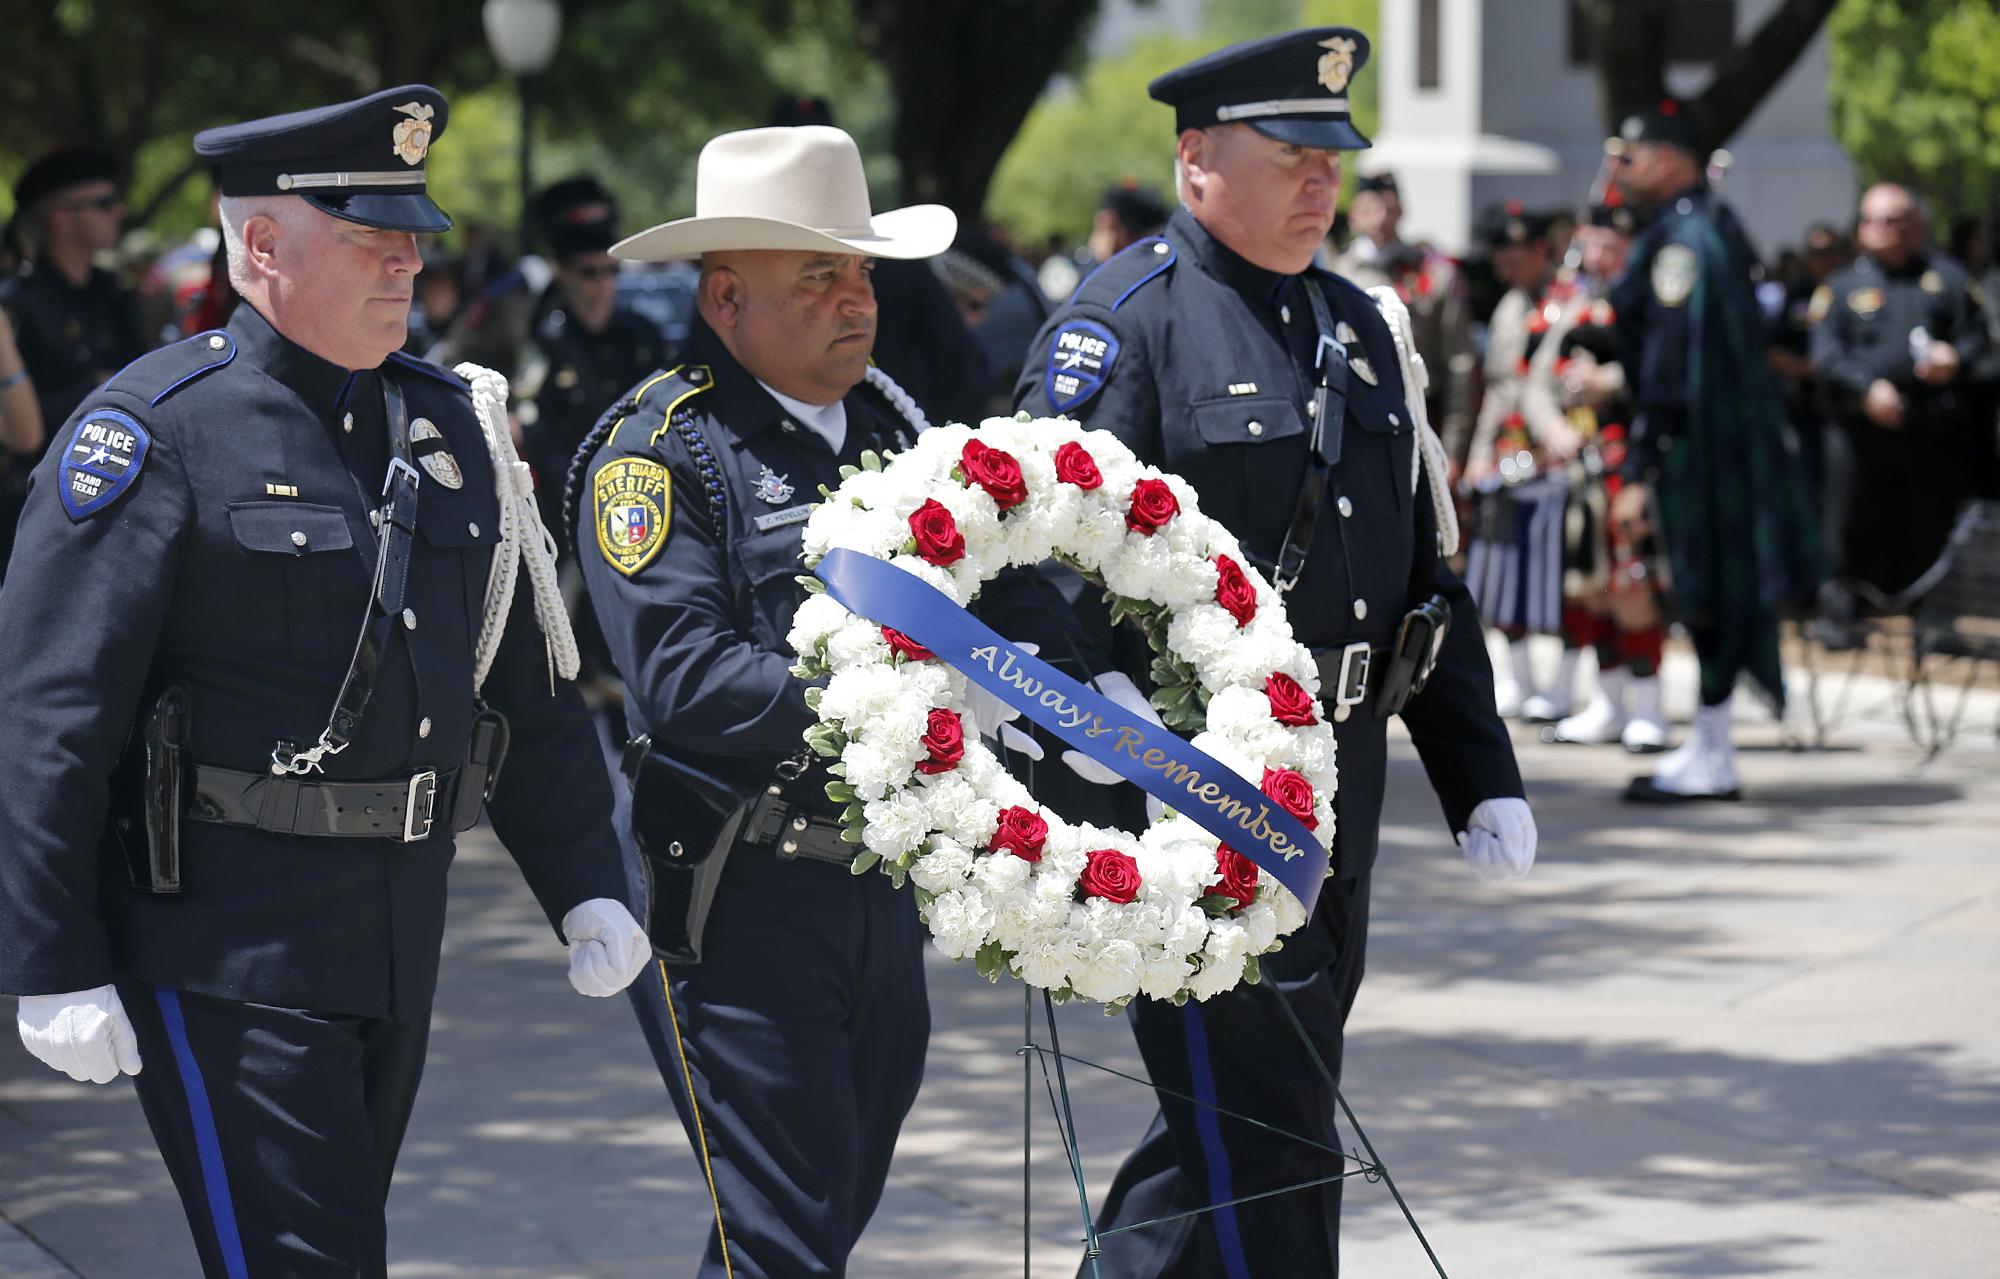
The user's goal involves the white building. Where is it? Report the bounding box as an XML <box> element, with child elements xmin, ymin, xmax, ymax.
<box><xmin>1367</xmin><ymin>0</ymin><xmax>1854</xmax><ymax>259</ymax></box>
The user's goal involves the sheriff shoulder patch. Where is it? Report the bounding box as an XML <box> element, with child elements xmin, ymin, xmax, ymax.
<box><xmin>1046</xmin><ymin>320</ymin><xmax>1120</xmax><ymax>412</ymax></box>
<box><xmin>594</xmin><ymin>456</ymin><xmax>671</xmax><ymax>576</ymax></box>
<box><xmin>1651</xmin><ymin>244</ymin><xmax>1697</xmax><ymax>308</ymax></box>
<box><xmin>60</xmin><ymin>410</ymin><xmax>151</xmax><ymax>522</ymax></box>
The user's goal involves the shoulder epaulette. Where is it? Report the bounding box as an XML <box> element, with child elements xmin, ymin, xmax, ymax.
<box><xmin>562</xmin><ymin>364</ymin><xmax>716</xmax><ymax>558</ymax></box>
<box><xmin>386</xmin><ymin>350</ymin><xmax>471</xmax><ymax>392</ymax></box>
<box><xmin>1070</xmin><ymin>236</ymin><xmax>1177</xmax><ymax>312</ymax></box>
<box><xmin>102</xmin><ymin>330</ymin><xmax>236</xmax><ymax>406</ymax></box>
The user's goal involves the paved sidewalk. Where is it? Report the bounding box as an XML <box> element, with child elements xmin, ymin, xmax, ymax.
<box><xmin>3</xmin><ymin>650</ymin><xmax>1996</xmax><ymax>1276</ymax></box>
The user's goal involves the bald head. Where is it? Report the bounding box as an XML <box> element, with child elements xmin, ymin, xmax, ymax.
<box><xmin>1857</xmin><ymin>183</ymin><xmax>1923</xmax><ymax>266</ymax></box>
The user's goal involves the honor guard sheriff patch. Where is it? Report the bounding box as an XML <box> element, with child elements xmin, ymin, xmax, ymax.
<box><xmin>594</xmin><ymin>456</ymin><xmax>670</xmax><ymax>576</ymax></box>
<box><xmin>1651</xmin><ymin>245</ymin><xmax>1697</xmax><ymax>308</ymax></box>
<box><xmin>409</xmin><ymin>418</ymin><xmax>464</xmax><ymax>489</ymax></box>
<box><xmin>59</xmin><ymin>410</ymin><xmax>150</xmax><ymax>522</ymax></box>
<box><xmin>1046</xmin><ymin>320</ymin><xmax>1120</xmax><ymax>412</ymax></box>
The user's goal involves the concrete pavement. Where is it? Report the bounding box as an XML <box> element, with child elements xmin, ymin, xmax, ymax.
<box><xmin>3</xmin><ymin>647</ymin><xmax>1996</xmax><ymax>1276</ymax></box>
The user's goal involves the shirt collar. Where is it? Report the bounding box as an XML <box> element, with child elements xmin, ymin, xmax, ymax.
<box><xmin>228</xmin><ymin>301</ymin><xmax>378</xmax><ymax>414</ymax></box>
<box><xmin>1173</xmin><ymin>206</ymin><xmax>1293</xmax><ymax>307</ymax></box>
<box><xmin>686</xmin><ymin>321</ymin><xmax>877</xmax><ymax>454</ymax></box>
<box><xmin>757</xmin><ymin>379</ymin><xmax>848</xmax><ymax>454</ymax></box>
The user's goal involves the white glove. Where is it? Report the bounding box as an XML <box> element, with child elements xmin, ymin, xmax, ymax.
<box><xmin>1458</xmin><ymin>797</ymin><xmax>1537</xmax><ymax>882</ymax></box>
<box><xmin>1062</xmin><ymin>672</ymin><xmax>1163</xmax><ymax>786</ymax></box>
<box><xmin>17</xmin><ymin>984</ymin><xmax>143</xmax><ymax>1084</ymax></box>
<box><xmin>563</xmin><ymin>898</ymin><xmax>652</xmax><ymax>997</ymax></box>
<box><xmin>963</xmin><ymin>642</ymin><xmax>1038</xmax><ymax>740</ymax></box>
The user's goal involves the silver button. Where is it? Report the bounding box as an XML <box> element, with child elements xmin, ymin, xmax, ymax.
<box><xmin>289</xmin><ymin>530</ymin><xmax>307</xmax><ymax>547</ymax></box>
<box><xmin>342</xmin><ymin>413</ymin><xmax>354</xmax><ymax>434</ymax></box>
<box><xmin>1388</xmin><ymin>412</ymin><xmax>1400</xmax><ymax>426</ymax></box>
<box><xmin>369</xmin><ymin>509</ymin><xmax>381</xmax><ymax>528</ymax></box>
<box><xmin>1353</xmin><ymin>599</ymin><xmax>1368</xmax><ymax>620</ymax></box>
<box><xmin>1280</xmin><ymin>305</ymin><xmax>1292</xmax><ymax>324</ymax></box>
<box><xmin>1153</xmin><ymin>242</ymin><xmax>1169</xmax><ymax>255</ymax></box>
<box><xmin>782</xmin><ymin>421</ymin><xmax>797</xmax><ymax>433</ymax></box>
<box><xmin>791</xmin><ymin>815</ymin><xmax>810</xmax><ymax>832</ymax></box>
<box><xmin>418</xmin><ymin>717</ymin><xmax>432</xmax><ymax>739</ymax></box>
<box><xmin>1246</xmin><ymin>421</ymin><xmax>1265</xmax><ymax>437</ymax></box>
<box><xmin>467</xmin><ymin>522</ymin><xmax>480</xmax><ymax>539</ymax></box>
<box><xmin>402</xmin><ymin>608</ymin><xmax>417</xmax><ymax>630</ymax></box>
<box><xmin>1677</xmin><ymin>197</ymin><xmax>1694</xmax><ymax>215</ymax></box>
<box><xmin>781</xmin><ymin>839</ymin><xmax>800</xmax><ymax>854</ymax></box>
<box><xmin>207</xmin><ymin>334</ymin><xmax>226</xmax><ymax>350</ymax></box>
<box><xmin>767</xmin><ymin>785</ymin><xmax>783</xmax><ymax>796</ymax></box>
<box><xmin>1307</xmin><ymin>400</ymin><xmax>1318</xmax><ymax>417</ymax></box>
<box><xmin>1334</xmin><ymin>704</ymin><xmax>1352</xmax><ymax>723</ymax></box>
<box><xmin>1338</xmin><ymin>495</ymin><xmax>1354</xmax><ymax>517</ymax></box>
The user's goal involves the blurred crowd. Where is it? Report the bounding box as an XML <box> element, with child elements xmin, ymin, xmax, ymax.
<box><xmin>6</xmin><ymin>113</ymin><xmax>1995</xmax><ymax>752</ymax></box>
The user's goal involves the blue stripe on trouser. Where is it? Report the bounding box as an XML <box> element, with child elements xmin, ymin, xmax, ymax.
<box><xmin>1182</xmin><ymin>1003</ymin><xmax>1252</xmax><ymax>1279</ymax></box>
<box><xmin>154</xmin><ymin>988</ymin><xmax>251</xmax><ymax>1279</ymax></box>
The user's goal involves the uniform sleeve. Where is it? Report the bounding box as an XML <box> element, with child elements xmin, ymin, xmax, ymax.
<box><xmin>1397</xmin><ymin>456</ymin><xmax>1525</xmax><ymax>834</ymax></box>
<box><xmin>480</xmin><ymin>572</ymin><xmax>632</xmax><ymax>934</ymax></box>
<box><xmin>1808</xmin><ymin>286</ymin><xmax>1872</xmax><ymax>406</ymax></box>
<box><xmin>580</xmin><ymin>428</ymin><xmax>811</xmax><ymax>762</ymax></box>
<box><xmin>1013</xmin><ymin>305</ymin><xmax>1160</xmax><ymax>455</ymax></box>
<box><xmin>0</xmin><ymin>396</ymin><xmax>192</xmax><ymax>994</ymax></box>
<box><xmin>1948</xmin><ymin>269</ymin><xmax>1990</xmax><ymax>370</ymax></box>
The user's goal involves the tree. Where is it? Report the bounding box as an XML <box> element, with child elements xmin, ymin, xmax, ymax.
<box><xmin>1826</xmin><ymin>0</ymin><xmax>2000</xmax><ymax>225</ymax></box>
<box><xmin>1574</xmin><ymin>0</ymin><xmax>1840</xmax><ymax>148</ymax></box>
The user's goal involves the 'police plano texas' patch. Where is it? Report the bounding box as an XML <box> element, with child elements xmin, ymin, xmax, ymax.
<box><xmin>594</xmin><ymin>456</ymin><xmax>671</xmax><ymax>577</ymax></box>
<box><xmin>1045</xmin><ymin>320</ymin><xmax>1120</xmax><ymax>412</ymax></box>
<box><xmin>59</xmin><ymin>410</ymin><xmax>151</xmax><ymax>522</ymax></box>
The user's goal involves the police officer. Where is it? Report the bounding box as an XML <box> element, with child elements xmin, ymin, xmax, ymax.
<box><xmin>1607</xmin><ymin>103</ymin><xmax>1826</xmax><ymax>802</ymax></box>
<box><xmin>571</xmin><ymin>125</ymin><xmax>952</xmax><ymax>1278</ymax></box>
<box><xmin>1014</xmin><ymin>29</ymin><xmax>1535</xmax><ymax>1277</ymax></box>
<box><xmin>1810</xmin><ymin>182</ymin><xmax>1989</xmax><ymax>604</ymax></box>
<box><xmin>0</xmin><ymin>88</ymin><xmax>649</xmax><ymax>1278</ymax></box>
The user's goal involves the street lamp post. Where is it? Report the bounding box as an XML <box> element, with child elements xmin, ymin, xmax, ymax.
<box><xmin>482</xmin><ymin>0</ymin><xmax>563</xmax><ymax>256</ymax></box>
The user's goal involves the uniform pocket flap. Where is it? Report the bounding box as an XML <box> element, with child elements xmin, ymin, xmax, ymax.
<box><xmin>227</xmin><ymin>502</ymin><xmax>354</xmax><ymax>556</ymax></box>
<box><xmin>1190</xmin><ymin>396</ymin><xmax>1306</xmax><ymax>447</ymax></box>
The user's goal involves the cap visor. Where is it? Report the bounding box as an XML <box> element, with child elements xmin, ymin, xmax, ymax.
<box><xmin>1249</xmin><ymin>118</ymin><xmax>1372</xmax><ymax>152</ymax></box>
<box><xmin>613</xmin><ymin>205</ymin><xmax>957</xmax><ymax>263</ymax></box>
<box><xmin>305</xmin><ymin>192</ymin><xmax>453</xmax><ymax>234</ymax></box>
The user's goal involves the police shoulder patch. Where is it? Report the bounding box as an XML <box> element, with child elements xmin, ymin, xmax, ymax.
<box><xmin>594</xmin><ymin>456</ymin><xmax>671</xmax><ymax>576</ymax></box>
<box><xmin>1046</xmin><ymin>320</ymin><xmax>1121</xmax><ymax>412</ymax></box>
<box><xmin>1651</xmin><ymin>244</ymin><xmax>1697</xmax><ymax>308</ymax></box>
<box><xmin>59</xmin><ymin>409</ymin><xmax>151</xmax><ymax>521</ymax></box>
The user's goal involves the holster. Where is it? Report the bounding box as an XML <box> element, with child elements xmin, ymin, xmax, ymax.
<box><xmin>620</xmin><ymin>735</ymin><xmax>758</xmax><ymax>965</ymax></box>
<box><xmin>111</xmin><ymin>685</ymin><xmax>190</xmax><ymax>894</ymax></box>
<box><xmin>1376</xmin><ymin>595</ymin><xmax>1452</xmax><ymax>716</ymax></box>
<box><xmin>451</xmin><ymin>701</ymin><xmax>511</xmax><ymax>832</ymax></box>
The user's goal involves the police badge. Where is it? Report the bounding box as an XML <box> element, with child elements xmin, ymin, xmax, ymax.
<box><xmin>408</xmin><ymin>418</ymin><xmax>464</xmax><ymax>489</ymax></box>
<box><xmin>391</xmin><ymin>101</ymin><xmax>434</xmax><ymax>165</ymax></box>
<box><xmin>754</xmin><ymin>466</ymin><xmax>796</xmax><ymax>504</ymax></box>
<box><xmin>1318</xmin><ymin>36</ymin><xmax>1357</xmax><ymax>94</ymax></box>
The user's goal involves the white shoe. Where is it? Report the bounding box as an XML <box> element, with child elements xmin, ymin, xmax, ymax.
<box><xmin>1625</xmin><ymin>703</ymin><xmax>1738</xmax><ymax>801</ymax></box>
<box><xmin>1495</xmin><ymin>641</ymin><xmax>1537</xmax><ymax>718</ymax></box>
<box><xmin>1620</xmin><ymin>675</ymin><xmax>1669</xmax><ymax>753</ymax></box>
<box><xmin>1550</xmin><ymin>668</ymin><xmax>1627</xmax><ymax>744</ymax></box>
<box><xmin>1494</xmin><ymin>679</ymin><xmax>1525</xmax><ymax>718</ymax></box>
<box><xmin>1522</xmin><ymin>648</ymin><xmax>1582</xmax><ymax>722</ymax></box>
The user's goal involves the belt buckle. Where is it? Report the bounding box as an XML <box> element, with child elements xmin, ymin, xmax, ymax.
<box><xmin>1334</xmin><ymin>641</ymin><xmax>1371</xmax><ymax>720</ymax></box>
<box><xmin>402</xmin><ymin>770</ymin><xmax>438</xmax><ymax>842</ymax></box>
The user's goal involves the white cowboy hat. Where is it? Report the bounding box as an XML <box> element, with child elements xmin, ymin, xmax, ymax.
<box><xmin>611</xmin><ymin>126</ymin><xmax>956</xmax><ymax>262</ymax></box>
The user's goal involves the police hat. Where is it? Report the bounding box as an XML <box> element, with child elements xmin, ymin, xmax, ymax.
<box><xmin>1611</xmin><ymin>99</ymin><xmax>1703</xmax><ymax>157</ymax></box>
<box><xmin>1583</xmin><ymin>196</ymin><xmax>1635</xmax><ymax>236</ymax></box>
<box><xmin>194</xmin><ymin>86</ymin><xmax>451</xmax><ymax>234</ymax></box>
<box><xmin>533</xmin><ymin>176</ymin><xmax>619</xmax><ymax>260</ymax></box>
<box><xmin>12</xmin><ymin>147</ymin><xmax>118</xmax><ymax>213</ymax></box>
<box><xmin>1100</xmin><ymin>180</ymin><xmax>1169</xmax><ymax>235</ymax></box>
<box><xmin>1354</xmin><ymin>171</ymin><xmax>1398</xmax><ymax>196</ymax></box>
<box><xmin>1482</xmin><ymin>202</ymin><xmax>1550</xmax><ymax>250</ymax></box>
<box><xmin>1148</xmin><ymin>27</ymin><xmax>1373</xmax><ymax>152</ymax></box>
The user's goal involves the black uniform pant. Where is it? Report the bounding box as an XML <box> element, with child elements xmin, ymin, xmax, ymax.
<box><xmin>117</xmin><ymin>978</ymin><xmax>430</xmax><ymax>1278</ymax></box>
<box><xmin>1088</xmin><ymin>873</ymin><xmax>1373</xmax><ymax>1279</ymax></box>
<box><xmin>626</xmin><ymin>839</ymin><xmax>930</xmax><ymax>1279</ymax></box>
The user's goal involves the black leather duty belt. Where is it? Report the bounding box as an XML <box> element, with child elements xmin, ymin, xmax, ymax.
<box><xmin>1312</xmin><ymin>641</ymin><xmax>1392</xmax><ymax>723</ymax></box>
<box><xmin>190</xmin><ymin>764</ymin><xmax>462</xmax><ymax>842</ymax></box>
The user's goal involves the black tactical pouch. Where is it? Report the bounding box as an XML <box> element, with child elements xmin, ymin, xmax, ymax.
<box><xmin>110</xmin><ymin>685</ymin><xmax>190</xmax><ymax>894</ymax></box>
<box><xmin>1377</xmin><ymin>595</ymin><xmax>1453</xmax><ymax>716</ymax></box>
<box><xmin>452</xmin><ymin>702</ymin><xmax>511</xmax><ymax>832</ymax></box>
<box><xmin>621</xmin><ymin>735</ymin><xmax>756</xmax><ymax>965</ymax></box>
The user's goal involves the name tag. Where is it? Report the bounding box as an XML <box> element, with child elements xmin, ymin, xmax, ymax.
<box><xmin>754</xmin><ymin>505</ymin><xmax>812</xmax><ymax>532</ymax></box>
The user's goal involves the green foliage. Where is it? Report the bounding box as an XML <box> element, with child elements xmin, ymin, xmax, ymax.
<box><xmin>986</xmin><ymin>0</ymin><xmax>1380</xmax><ymax>245</ymax></box>
<box><xmin>1829</xmin><ymin>0</ymin><xmax>2000</xmax><ymax>221</ymax></box>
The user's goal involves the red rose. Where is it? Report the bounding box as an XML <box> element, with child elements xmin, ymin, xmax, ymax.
<box><xmin>909</xmin><ymin>499</ymin><xmax>966</xmax><ymax>566</ymax></box>
<box><xmin>987</xmin><ymin>805</ymin><xmax>1049</xmax><ymax>862</ymax></box>
<box><xmin>1264</xmin><ymin>672</ymin><xmax>1318</xmax><ymax>726</ymax></box>
<box><xmin>1261</xmin><ymin>767</ymin><xmax>1317</xmax><ymax>831</ymax></box>
<box><xmin>1125</xmin><ymin>478</ymin><xmax>1180</xmax><ymax>535</ymax></box>
<box><xmin>1053</xmin><ymin>440</ymin><xmax>1104</xmax><ymax>490</ymax></box>
<box><xmin>960</xmin><ymin>439</ymin><xmax>1029</xmax><ymax>511</ymax></box>
<box><xmin>1078</xmin><ymin>847</ymin><xmax>1142</xmax><ymax>903</ymax></box>
<box><xmin>1214</xmin><ymin>555</ymin><xmax>1257</xmax><ymax>627</ymax></box>
<box><xmin>1209</xmin><ymin>844</ymin><xmax>1260</xmax><ymax>910</ymax></box>
<box><xmin>883</xmin><ymin>627</ymin><xmax>933</xmax><ymax>661</ymax></box>
<box><xmin>915</xmin><ymin>707</ymin><xmax>966</xmax><ymax>775</ymax></box>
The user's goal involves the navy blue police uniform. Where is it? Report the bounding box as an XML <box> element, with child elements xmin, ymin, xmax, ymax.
<box><xmin>1014</xmin><ymin>30</ymin><xmax>1522</xmax><ymax>1277</ymax></box>
<box><xmin>571</xmin><ymin>322</ymin><xmax>931</xmax><ymax>1278</ymax></box>
<box><xmin>0</xmin><ymin>88</ymin><xmax>628</xmax><ymax>1278</ymax></box>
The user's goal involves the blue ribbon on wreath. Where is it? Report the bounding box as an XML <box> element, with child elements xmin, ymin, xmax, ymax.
<box><xmin>814</xmin><ymin>547</ymin><xmax>1330</xmax><ymax>913</ymax></box>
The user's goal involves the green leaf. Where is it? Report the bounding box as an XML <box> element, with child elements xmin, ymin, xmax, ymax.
<box><xmin>1242</xmin><ymin>955</ymin><xmax>1263</xmax><ymax>986</ymax></box>
<box><xmin>818</xmin><ymin>484</ymin><xmax>835</xmax><ymax>500</ymax></box>
<box><xmin>974</xmin><ymin>940</ymin><xmax>1007</xmax><ymax>980</ymax></box>
<box><xmin>861</xmin><ymin>449</ymin><xmax>883</xmax><ymax>472</ymax></box>
<box><xmin>850</xmin><ymin>850</ymin><xmax>882</xmax><ymax>876</ymax></box>
<box><xmin>912</xmin><ymin>885</ymin><xmax>936</xmax><ymax>909</ymax></box>
<box><xmin>1196</xmin><ymin>893</ymin><xmax>1240</xmax><ymax>917</ymax></box>
<box><xmin>886</xmin><ymin>862</ymin><xmax>907</xmax><ymax>889</ymax></box>
<box><xmin>803</xmin><ymin>686</ymin><xmax>824</xmax><ymax>711</ymax></box>
<box><xmin>838</xmin><ymin>464</ymin><xmax>862</xmax><ymax>480</ymax></box>
<box><xmin>1171</xmin><ymin>989</ymin><xmax>1189</xmax><ymax>1007</ymax></box>
<box><xmin>824</xmin><ymin>780</ymin><xmax>856</xmax><ymax>804</ymax></box>
<box><xmin>842</xmin><ymin>801</ymin><xmax>865</xmax><ymax>825</ymax></box>
<box><xmin>796</xmin><ymin>574</ymin><xmax>826</xmax><ymax>594</ymax></box>
<box><xmin>839</xmin><ymin>825</ymin><xmax>864</xmax><ymax>844</ymax></box>
<box><xmin>1014</xmin><ymin>410</ymin><xmax>1032</xmax><ymax>423</ymax></box>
